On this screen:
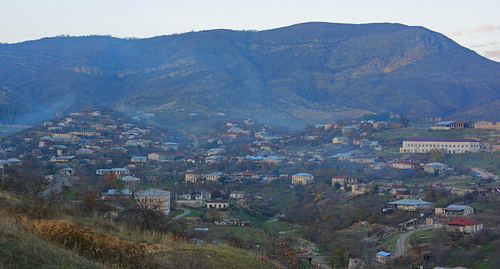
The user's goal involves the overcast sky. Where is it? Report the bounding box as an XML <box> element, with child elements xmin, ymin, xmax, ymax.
<box><xmin>2</xmin><ymin>0</ymin><xmax>500</xmax><ymax>62</ymax></box>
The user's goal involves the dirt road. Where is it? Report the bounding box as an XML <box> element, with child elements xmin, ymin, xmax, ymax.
<box><xmin>395</xmin><ymin>225</ymin><xmax>434</xmax><ymax>256</ymax></box>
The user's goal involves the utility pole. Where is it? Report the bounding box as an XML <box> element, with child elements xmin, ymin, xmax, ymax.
<box><xmin>1</xmin><ymin>164</ymin><xmax>4</xmax><ymax>186</ymax></box>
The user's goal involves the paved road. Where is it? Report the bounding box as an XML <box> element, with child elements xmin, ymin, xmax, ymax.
<box><xmin>395</xmin><ymin>225</ymin><xmax>434</xmax><ymax>256</ymax></box>
<box><xmin>174</xmin><ymin>207</ymin><xmax>191</xmax><ymax>219</ymax></box>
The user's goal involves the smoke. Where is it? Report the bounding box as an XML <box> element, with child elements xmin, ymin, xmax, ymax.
<box><xmin>9</xmin><ymin>96</ymin><xmax>76</xmax><ymax>125</ymax></box>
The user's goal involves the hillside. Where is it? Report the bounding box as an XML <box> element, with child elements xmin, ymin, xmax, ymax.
<box><xmin>0</xmin><ymin>191</ymin><xmax>277</xmax><ymax>269</ymax></box>
<box><xmin>1</xmin><ymin>22</ymin><xmax>500</xmax><ymax>124</ymax></box>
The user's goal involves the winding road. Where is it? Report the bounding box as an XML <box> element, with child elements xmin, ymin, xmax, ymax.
<box><xmin>174</xmin><ymin>207</ymin><xmax>191</xmax><ymax>220</ymax></box>
<box><xmin>395</xmin><ymin>224</ymin><xmax>434</xmax><ymax>256</ymax></box>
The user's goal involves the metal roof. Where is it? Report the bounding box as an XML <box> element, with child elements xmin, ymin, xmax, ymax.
<box><xmin>377</xmin><ymin>251</ymin><xmax>391</xmax><ymax>256</ymax></box>
<box><xmin>293</xmin><ymin>173</ymin><xmax>313</xmax><ymax>177</ymax></box>
<box><xmin>135</xmin><ymin>188</ymin><xmax>170</xmax><ymax>196</ymax></box>
<box><xmin>446</xmin><ymin>205</ymin><xmax>470</xmax><ymax>210</ymax></box>
<box><xmin>388</xmin><ymin>199</ymin><xmax>432</xmax><ymax>206</ymax></box>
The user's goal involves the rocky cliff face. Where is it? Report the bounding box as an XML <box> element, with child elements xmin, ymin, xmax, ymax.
<box><xmin>1</xmin><ymin>22</ymin><xmax>500</xmax><ymax>124</ymax></box>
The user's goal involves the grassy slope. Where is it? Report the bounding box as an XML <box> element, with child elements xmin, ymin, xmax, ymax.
<box><xmin>0</xmin><ymin>215</ymin><xmax>106</xmax><ymax>269</ymax></box>
<box><xmin>0</xmin><ymin>191</ymin><xmax>277</xmax><ymax>269</ymax></box>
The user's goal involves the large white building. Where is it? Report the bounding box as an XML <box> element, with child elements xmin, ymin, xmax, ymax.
<box><xmin>400</xmin><ymin>138</ymin><xmax>481</xmax><ymax>154</ymax></box>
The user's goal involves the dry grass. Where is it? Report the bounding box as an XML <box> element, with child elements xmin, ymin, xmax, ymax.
<box><xmin>0</xmin><ymin>212</ymin><xmax>106</xmax><ymax>269</ymax></box>
<box><xmin>0</xmin><ymin>190</ymin><xmax>278</xmax><ymax>269</ymax></box>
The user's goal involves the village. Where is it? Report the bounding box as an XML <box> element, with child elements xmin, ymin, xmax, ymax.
<box><xmin>2</xmin><ymin>107</ymin><xmax>500</xmax><ymax>268</ymax></box>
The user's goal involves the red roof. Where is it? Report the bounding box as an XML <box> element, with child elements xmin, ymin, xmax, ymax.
<box><xmin>446</xmin><ymin>218</ymin><xmax>482</xmax><ymax>226</ymax></box>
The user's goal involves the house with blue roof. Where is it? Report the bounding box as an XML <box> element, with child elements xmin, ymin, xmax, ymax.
<box><xmin>291</xmin><ymin>173</ymin><xmax>314</xmax><ymax>185</ymax></box>
<box><xmin>376</xmin><ymin>251</ymin><xmax>395</xmax><ymax>264</ymax></box>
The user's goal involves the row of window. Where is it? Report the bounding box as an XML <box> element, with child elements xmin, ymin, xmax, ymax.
<box><xmin>406</xmin><ymin>143</ymin><xmax>479</xmax><ymax>148</ymax></box>
<box><xmin>401</xmin><ymin>149</ymin><xmax>466</xmax><ymax>153</ymax></box>
<box><xmin>139</xmin><ymin>198</ymin><xmax>164</xmax><ymax>203</ymax></box>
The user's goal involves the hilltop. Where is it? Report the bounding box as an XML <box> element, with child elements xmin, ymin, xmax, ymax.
<box><xmin>2</xmin><ymin>22</ymin><xmax>500</xmax><ymax>125</ymax></box>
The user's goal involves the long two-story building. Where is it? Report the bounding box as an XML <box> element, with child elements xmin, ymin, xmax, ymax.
<box><xmin>400</xmin><ymin>138</ymin><xmax>481</xmax><ymax>154</ymax></box>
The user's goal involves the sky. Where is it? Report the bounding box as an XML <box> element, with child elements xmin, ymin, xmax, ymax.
<box><xmin>1</xmin><ymin>0</ymin><xmax>500</xmax><ymax>62</ymax></box>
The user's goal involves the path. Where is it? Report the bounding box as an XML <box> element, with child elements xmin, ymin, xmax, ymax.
<box><xmin>472</xmin><ymin>168</ymin><xmax>497</xmax><ymax>179</ymax></box>
<box><xmin>174</xmin><ymin>207</ymin><xmax>191</xmax><ymax>219</ymax></box>
<box><xmin>395</xmin><ymin>224</ymin><xmax>434</xmax><ymax>256</ymax></box>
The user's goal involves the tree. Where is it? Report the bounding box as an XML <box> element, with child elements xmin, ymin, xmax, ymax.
<box><xmin>429</xmin><ymin>148</ymin><xmax>446</xmax><ymax>162</ymax></box>
<box><xmin>206</xmin><ymin>209</ymin><xmax>221</xmax><ymax>221</ymax></box>
<box><xmin>333</xmin><ymin>182</ymin><xmax>341</xmax><ymax>190</ymax></box>
<box><xmin>329</xmin><ymin>238</ymin><xmax>350</xmax><ymax>266</ymax></box>
<box><xmin>217</xmin><ymin>176</ymin><xmax>227</xmax><ymax>184</ymax></box>
<box><xmin>44</xmin><ymin>162</ymin><xmax>57</xmax><ymax>175</ymax></box>
<box><xmin>398</xmin><ymin>116</ymin><xmax>410</xmax><ymax>127</ymax></box>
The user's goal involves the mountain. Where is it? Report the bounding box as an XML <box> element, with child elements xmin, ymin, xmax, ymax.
<box><xmin>1</xmin><ymin>22</ymin><xmax>500</xmax><ymax>125</ymax></box>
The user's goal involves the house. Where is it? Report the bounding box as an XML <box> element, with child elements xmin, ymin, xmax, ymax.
<box><xmin>185</xmin><ymin>171</ymin><xmax>207</xmax><ymax>182</ymax></box>
<box><xmin>342</xmin><ymin>126</ymin><xmax>359</xmax><ymax>134</ymax></box>
<box><xmin>446</xmin><ymin>218</ymin><xmax>483</xmax><ymax>234</ymax></box>
<box><xmin>207</xmin><ymin>148</ymin><xmax>226</xmax><ymax>156</ymax></box>
<box><xmin>148</xmin><ymin>152</ymin><xmax>175</xmax><ymax>162</ymax></box>
<box><xmin>389</xmin><ymin>185</ymin><xmax>407</xmax><ymax>195</ymax></box>
<box><xmin>95</xmin><ymin>168</ymin><xmax>130</xmax><ymax>176</ymax></box>
<box><xmin>262</xmin><ymin>174</ymin><xmax>280</xmax><ymax>182</ymax></box>
<box><xmin>121</xmin><ymin>175</ymin><xmax>141</xmax><ymax>191</ymax></box>
<box><xmin>392</xmin><ymin>161</ymin><xmax>420</xmax><ymax>169</ymax></box>
<box><xmin>239</xmin><ymin>171</ymin><xmax>261</xmax><ymax>180</ymax></box>
<box><xmin>331</xmin><ymin>175</ymin><xmax>359</xmax><ymax>186</ymax></box>
<box><xmin>431</xmin><ymin>120</ymin><xmax>472</xmax><ymax>130</ymax></box>
<box><xmin>349</xmin><ymin>156</ymin><xmax>376</xmax><ymax>164</ymax></box>
<box><xmin>135</xmin><ymin>188</ymin><xmax>171</xmax><ymax>215</ymax></box>
<box><xmin>61</xmin><ymin>168</ymin><xmax>75</xmax><ymax>176</ymax></box>
<box><xmin>51</xmin><ymin>156</ymin><xmax>76</xmax><ymax>163</ymax></box>
<box><xmin>70</xmin><ymin>131</ymin><xmax>102</xmax><ymax>137</ymax></box>
<box><xmin>131</xmin><ymin>156</ymin><xmax>147</xmax><ymax>164</ymax></box>
<box><xmin>332</xmin><ymin>137</ymin><xmax>349</xmax><ymax>144</ymax></box>
<box><xmin>207</xmin><ymin>200</ymin><xmax>229</xmax><ymax>209</ymax></box>
<box><xmin>237</xmin><ymin>198</ymin><xmax>252</xmax><ymax>207</ymax></box>
<box><xmin>6</xmin><ymin>158</ymin><xmax>22</xmax><ymax>165</ymax></box>
<box><xmin>213</xmin><ymin>218</ymin><xmax>250</xmax><ymax>227</ymax></box>
<box><xmin>400</xmin><ymin>138</ymin><xmax>481</xmax><ymax>154</ymax></box>
<box><xmin>424</xmin><ymin>162</ymin><xmax>453</xmax><ymax>174</ymax></box>
<box><xmin>475</xmin><ymin>120</ymin><xmax>500</xmax><ymax>130</ymax></box>
<box><xmin>205</xmin><ymin>172</ymin><xmax>226</xmax><ymax>181</ymax></box>
<box><xmin>227</xmin><ymin>128</ymin><xmax>250</xmax><ymax>135</ymax></box>
<box><xmin>76</xmin><ymin>148</ymin><xmax>94</xmax><ymax>155</ymax></box>
<box><xmin>330</xmin><ymin>153</ymin><xmax>353</xmax><ymax>161</ymax></box>
<box><xmin>291</xmin><ymin>173</ymin><xmax>314</xmax><ymax>185</ymax></box>
<box><xmin>395</xmin><ymin>190</ymin><xmax>420</xmax><ymax>199</ymax></box>
<box><xmin>103</xmin><ymin>189</ymin><xmax>132</xmax><ymax>200</ymax></box>
<box><xmin>230</xmin><ymin>191</ymin><xmax>247</xmax><ymax>199</ymax></box>
<box><xmin>163</xmin><ymin>142</ymin><xmax>180</xmax><ymax>150</ymax></box>
<box><xmin>388</xmin><ymin>199</ymin><xmax>433</xmax><ymax>211</ymax></box>
<box><xmin>351</xmin><ymin>183</ymin><xmax>384</xmax><ymax>195</ymax></box>
<box><xmin>178</xmin><ymin>190</ymin><xmax>212</xmax><ymax>201</ymax></box>
<box><xmin>304</xmin><ymin>132</ymin><xmax>322</xmax><ymax>140</ymax></box>
<box><xmin>375</xmin><ymin>251</ymin><xmax>395</xmax><ymax>264</ymax></box>
<box><xmin>261</xmin><ymin>156</ymin><xmax>285</xmax><ymax>165</ymax></box>
<box><xmin>435</xmin><ymin>205</ymin><xmax>474</xmax><ymax>216</ymax></box>
<box><xmin>204</xmin><ymin>155</ymin><xmax>224</xmax><ymax>164</ymax></box>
